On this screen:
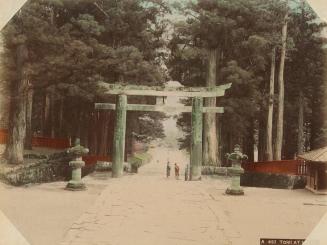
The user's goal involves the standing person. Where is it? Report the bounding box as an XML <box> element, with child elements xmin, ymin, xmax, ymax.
<box><xmin>166</xmin><ymin>161</ymin><xmax>171</xmax><ymax>178</ymax></box>
<box><xmin>174</xmin><ymin>163</ymin><xmax>180</xmax><ymax>179</ymax></box>
<box><xmin>185</xmin><ymin>164</ymin><xmax>189</xmax><ymax>181</ymax></box>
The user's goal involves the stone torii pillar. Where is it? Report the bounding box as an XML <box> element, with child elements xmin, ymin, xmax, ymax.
<box><xmin>112</xmin><ymin>95</ymin><xmax>127</xmax><ymax>177</ymax></box>
<box><xmin>190</xmin><ymin>97</ymin><xmax>203</xmax><ymax>180</ymax></box>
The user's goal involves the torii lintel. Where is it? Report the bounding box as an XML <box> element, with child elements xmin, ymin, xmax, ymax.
<box><xmin>97</xmin><ymin>82</ymin><xmax>232</xmax><ymax>98</ymax></box>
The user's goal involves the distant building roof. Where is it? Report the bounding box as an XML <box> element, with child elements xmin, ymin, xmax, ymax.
<box><xmin>298</xmin><ymin>146</ymin><xmax>327</xmax><ymax>162</ymax></box>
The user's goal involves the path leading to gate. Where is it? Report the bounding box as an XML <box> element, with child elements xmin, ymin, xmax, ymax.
<box><xmin>0</xmin><ymin>145</ymin><xmax>325</xmax><ymax>245</ymax></box>
<box><xmin>61</xmin><ymin>147</ymin><xmax>231</xmax><ymax>245</ymax></box>
<box><xmin>60</xmin><ymin>146</ymin><xmax>327</xmax><ymax>245</ymax></box>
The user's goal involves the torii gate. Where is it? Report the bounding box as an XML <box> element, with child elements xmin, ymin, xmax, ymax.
<box><xmin>95</xmin><ymin>82</ymin><xmax>231</xmax><ymax>180</ymax></box>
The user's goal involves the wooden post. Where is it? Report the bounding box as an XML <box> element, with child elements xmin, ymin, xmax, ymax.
<box><xmin>112</xmin><ymin>95</ymin><xmax>127</xmax><ymax>178</ymax></box>
<box><xmin>190</xmin><ymin>97</ymin><xmax>203</xmax><ymax>180</ymax></box>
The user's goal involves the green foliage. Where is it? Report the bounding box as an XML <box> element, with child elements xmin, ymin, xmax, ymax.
<box><xmin>2</xmin><ymin>0</ymin><xmax>326</xmax><ymax>159</ymax></box>
<box><xmin>283</xmin><ymin>2</ymin><xmax>327</xmax><ymax>155</ymax></box>
<box><xmin>169</xmin><ymin>0</ymin><xmax>327</xmax><ymax>158</ymax></box>
<box><xmin>169</xmin><ymin>0</ymin><xmax>277</xmax><ymax>154</ymax></box>
<box><xmin>1</xmin><ymin>0</ymin><xmax>170</xmax><ymax>147</ymax></box>
<box><xmin>129</xmin><ymin>152</ymin><xmax>152</xmax><ymax>168</ymax></box>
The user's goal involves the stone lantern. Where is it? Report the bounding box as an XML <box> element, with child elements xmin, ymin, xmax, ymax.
<box><xmin>66</xmin><ymin>138</ymin><xmax>89</xmax><ymax>191</ymax></box>
<box><xmin>225</xmin><ymin>144</ymin><xmax>248</xmax><ymax>195</ymax></box>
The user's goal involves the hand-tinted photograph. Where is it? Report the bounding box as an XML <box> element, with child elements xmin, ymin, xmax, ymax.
<box><xmin>0</xmin><ymin>1</ymin><xmax>326</xmax><ymax>245</ymax></box>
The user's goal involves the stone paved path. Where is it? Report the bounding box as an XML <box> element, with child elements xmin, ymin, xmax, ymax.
<box><xmin>61</xmin><ymin>148</ymin><xmax>231</xmax><ymax>245</ymax></box>
<box><xmin>60</xmin><ymin>147</ymin><xmax>327</xmax><ymax>245</ymax></box>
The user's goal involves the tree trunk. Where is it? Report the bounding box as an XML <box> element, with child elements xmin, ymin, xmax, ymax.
<box><xmin>80</xmin><ymin>110</ymin><xmax>88</xmax><ymax>147</ymax></box>
<box><xmin>75</xmin><ymin>108</ymin><xmax>82</xmax><ymax>141</ymax></box>
<box><xmin>98</xmin><ymin>111</ymin><xmax>110</xmax><ymax>156</ymax></box>
<box><xmin>5</xmin><ymin>44</ymin><xmax>28</xmax><ymax>164</ymax></box>
<box><xmin>258</xmin><ymin>116</ymin><xmax>266</xmax><ymax>162</ymax></box>
<box><xmin>108</xmin><ymin>112</ymin><xmax>115</xmax><ymax>157</ymax></box>
<box><xmin>24</xmin><ymin>88</ymin><xmax>33</xmax><ymax>150</ymax></box>
<box><xmin>40</xmin><ymin>94</ymin><xmax>45</xmax><ymax>136</ymax></box>
<box><xmin>243</xmin><ymin>124</ymin><xmax>254</xmax><ymax>163</ymax></box>
<box><xmin>50</xmin><ymin>93</ymin><xmax>56</xmax><ymax>138</ymax></box>
<box><xmin>216</xmin><ymin>114</ymin><xmax>223</xmax><ymax>164</ymax></box>
<box><xmin>274</xmin><ymin>10</ymin><xmax>288</xmax><ymax>160</ymax></box>
<box><xmin>59</xmin><ymin>96</ymin><xmax>64</xmax><ymax>136</ymax></box>
<box><xmin>266</xmin><ymin>47</ymin><xmax>276</xmax><ymax>161</ymax></box>
<box><xmin>42</xmin><ymin>93</ymin><xmax>50</xmax><ymax>136</ymax></box>
<box><xmin>297</xmin><ymin>90</ymin><xmax>304</xmax><ymax>155</ymax></box>
<box><xmin>203</xmin><ymin>48</ymin><xmax>219</xmax><ymax>166</ymax></box>
<box><xmin>88</xmin><ymin>112</ymin><xmax>99</xmax><ymax>155</ymax></box>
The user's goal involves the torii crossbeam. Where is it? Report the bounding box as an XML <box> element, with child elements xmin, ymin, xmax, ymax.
<box><xmin>95</xmin><ymin>82</ymin><xmax>231</xmax><ymax>180</ymax></box>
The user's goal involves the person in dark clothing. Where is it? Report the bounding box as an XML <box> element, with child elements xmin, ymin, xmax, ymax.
<box><xmin>174</xmin><ymin>163</ymin><xmax>180</xmax><ymax>179</ymax></box>
<box><xmin>166</xmin><ymin>161</ymin><xmax>171</xmax><ymax>178</ymax></box>
<box><xmin>185</xmin><ymin>164</ymin><xmax>189</xmax><ymax>181</ymax></box>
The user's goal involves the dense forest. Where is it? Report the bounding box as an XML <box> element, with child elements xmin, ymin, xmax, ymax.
<box><xmin>169</xmin><ymin>0</ymin><xmax>327</xmax><ymax>163</ymax></box>
<box><xmin>1</xmin><ymin>0</ymin><xmax>169</xmax><ymax>164</ymax></box>
<box><xmin>1</xmin><ymin>0</ymin><xmax>327</xmax><ymax>165</ymax></box>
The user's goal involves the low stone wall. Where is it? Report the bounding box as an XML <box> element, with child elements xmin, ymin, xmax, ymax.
<box><xmin>0</xmin><ymin>152</ymin><xmax>74</xmax><ymax>186</ymax></box>
<box><xmin>202</xmin><ymin>166</ymin><xmax>228</xmax><ymax>176</ymax></box>
<box><xmin>95</xmin><ymin>152</ymin><xmax>152</xmax><ymax>173</ymax></box>
<box><xmin>95</xmin><ymin>161</ymin><xmax>130</xmax><ymax>172</ymax></box>
<box><xmin>241</xmin><ymin>172</ymin><xmax>306</xmax><ymax>189</ymax></box>
<box><xmin>201</xmin><ymin>166</ymin><xmax>306</xmax><ymax>189</ymax></box>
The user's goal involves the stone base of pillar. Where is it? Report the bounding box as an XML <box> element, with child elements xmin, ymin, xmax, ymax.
<box><xmin>190</xmin><ymin>167</ymin><xmax>201</xmax><ymax>180</ymax></box>
<box><xmin>225</xmin><ymin>187</ymin><xmax>244</xmax><ymax>195</ymax></box>
<box><xmin>189</xmin><ymin>176</ymin><xmax>202</xmax><ymax>181</ymax></box>
<box><xmin>65</xmin><ymin>181</ymin><xmax>86</xmax><ymax>191</ymax></box>
<box><xmin>112</xmin><ymin>170</ymin><xmax>124</xmax><ymax>178</ymax></box>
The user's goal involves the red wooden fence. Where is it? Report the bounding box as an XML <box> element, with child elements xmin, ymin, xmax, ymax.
<box><xmin>0</xmin><ymin>129</ymin><xmax>8</xmax><ymax>144</ymax></box>
<box><xmin>1</xmin><ymin>129</ymin><xmax>309</xmax><ymax>175</ymax></box>
<box><xmin>1</xmin><ymin>129</ymin><xmax>112</xmax><ymax>165</ymax></box>
<box><xmin>0</xmin><ymin>129</ymin><xmax>70</xmax><ymax>149</ymax></box>
<box><xmin>242</xmin><ymin>160</ymin><xmax>307</xmax><ymax>175</ymax></box>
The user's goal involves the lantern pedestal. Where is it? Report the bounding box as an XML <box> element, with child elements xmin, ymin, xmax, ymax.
<box><xmin>66</xmin><ymin>158</ymin><xmax>86</xmax><ymax>191</ymax></box>
<box><xmin>65</xmin><ymin>138</ymin><xmax>89</xmax><ymax>191</ymax></box>
<box><xmin>225</xmin><ymin>145</ymin><xmax>247</xmax><ymax>196</ymax></box>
